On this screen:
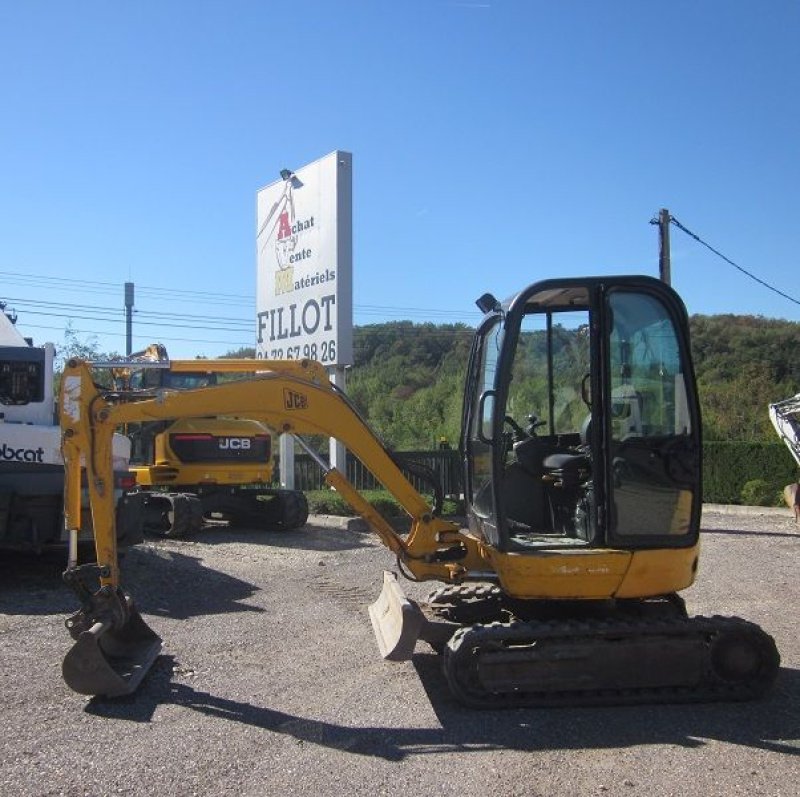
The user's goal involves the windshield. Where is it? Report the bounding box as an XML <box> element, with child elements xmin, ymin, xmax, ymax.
<box><xmin>507</xmin><ymin>309</ymin><xmax>591</xmax><ymax>439</ymax></box>
<box><xmin>163</xmin><ymin>372</ymin><xmax>216</xmax><ymax>390</ymax></box>
<box><xmin>129</xmin><ymin>370</ymin><xmax>217</xmax><ymax>390</ymax></box>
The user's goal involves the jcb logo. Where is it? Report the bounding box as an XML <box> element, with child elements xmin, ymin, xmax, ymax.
<box><xmin>219</xmin><ymin>438</ymin><xmax>252</xmax><ymax>450</ymax></box>
<box><xmin>283</xmin><ymin>389</ymin><xmax>308</xmax><ymax>410</ymax></box>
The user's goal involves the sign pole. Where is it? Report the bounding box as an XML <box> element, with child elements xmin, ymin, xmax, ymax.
<box><xmin>279</xmin><ymin>433</ymin><xmax>295</xmax><ymax>490</ymax></box>
<box><xmin>328</xmin><ymin>365</ymin><xmax>347</xmax><ymax>474</ymax></box>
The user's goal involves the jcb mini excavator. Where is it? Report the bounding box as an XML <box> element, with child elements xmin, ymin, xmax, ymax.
<box><xmin>110</xmin><ymin>344</ymin><xmax>308</xmax><ymax>536</ymax></box>
<box><xmin>58</xmin><ymin>275</ymin><xmax>780</xmax><ymax>707</ymax></box>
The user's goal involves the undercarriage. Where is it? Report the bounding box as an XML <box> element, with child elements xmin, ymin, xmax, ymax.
<box><xmin>123</xmin><ymin>486</ymin><xmax>309</xmax><ymax>538</ymax></box>
<box><xmin>421</xmin><ymin>583</ymin><xmax>781</xmax><ymax>708</ymax></box>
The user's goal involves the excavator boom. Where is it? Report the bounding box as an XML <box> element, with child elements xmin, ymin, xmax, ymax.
<box><xmin>59</xmin><ymin>356</ymin><xmax>484</xmax><ymax>695</ymax></box>
<box><xmin>61</xmin><ymin>357</ymin><xmax>478</xmax><ymax>578</ymax></box>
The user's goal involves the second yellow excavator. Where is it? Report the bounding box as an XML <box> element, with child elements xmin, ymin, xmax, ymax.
<box><xmin>110</xmin><ymin>343</ymin><xmax>308</xmax><ymax>536</ymax></box>
<box><xmin>58</xmin><ymin>275</ymin><xmax>780</xmax><ymax>707</ymax></box>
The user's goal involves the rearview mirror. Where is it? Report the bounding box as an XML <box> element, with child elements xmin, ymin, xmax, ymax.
<box><xmin>477</xmin><ymin>391</ymin><xmax>496</xmax><ymax>444</ymax></box>
<box><xmin>581</xmin><ymin>373</ymin><xmax>592</xmax><ymax>409</ymax></box>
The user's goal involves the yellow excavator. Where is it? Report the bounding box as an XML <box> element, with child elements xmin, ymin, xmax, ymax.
<box><xmin>58</xmin><ymin>275</ymin><xmax>780</xmax><ymax>707</ymax></box>
<box><xmin>110</xmin><ymin>344</ymin><xmax>308</xmax><ymax>536</ymax></box>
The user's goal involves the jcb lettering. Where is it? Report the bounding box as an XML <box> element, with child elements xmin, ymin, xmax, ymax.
<box><xmin>283</xmin><ymin>389</ymin><xmax>308</xmax><ymax>410</ymax></box>
<box><xmin>219</xmin><ymin>438</ymin><xmax>252</xmax><ymax>450</ymax></box>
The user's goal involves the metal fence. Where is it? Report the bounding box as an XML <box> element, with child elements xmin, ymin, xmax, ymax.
<box><xmin>290</xmin><ymin>442</ymin><xmax>797</xmax><ymax>505</ymax></box>
<box><xmin>293</xmin><ymin>449</ymin><xmax>462</xmax><ymax>497</ymax></box>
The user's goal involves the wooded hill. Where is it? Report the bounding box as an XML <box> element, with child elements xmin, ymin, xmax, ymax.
<box><xmin>339</xmin><ymin>316</ymin><xmax>799</xmax><ymax>450</ymax></box>
<box><xmin>89</xmin><ymin>314</ymin><xmax>794</xmax><ymax>452</ymax></box>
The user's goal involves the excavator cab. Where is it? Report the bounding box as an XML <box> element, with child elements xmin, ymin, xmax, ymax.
<box><xmin>463</xmin><ymin>276</ymin><xmax>701</xmax><ymax>554</ymax></box>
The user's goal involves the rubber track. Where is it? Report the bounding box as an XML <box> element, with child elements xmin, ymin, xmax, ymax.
<box><xmin>143</xmin><ymin>493</ymin><xmax>203</xmax><ymax>538</ymax></box>
<box><xmin>426</xmin><ymin>584</ymin><xmax>504</xmax><ymax>624</ymax></box>
<box><xmin>427</xmin><ymin>584</ymin><xmax>502</xmax><ymax>605</ymax></box>
<box><xmin>443</xmin><ymin>614</ymin><xmax>780</xmax><ymax>708</ymax></box>
<box><xmin>230</xmin><ymin>489</ymin><xmax>309</xmax><ymax>531</ymax></box>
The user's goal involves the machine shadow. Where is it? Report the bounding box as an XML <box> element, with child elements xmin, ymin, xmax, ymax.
<box><xmin>0</xmin><ymin>547</ymin><xmax>75</xmax><ymax>615</ymax></box>
<box><xmin>161</xmin><ymin>522</ymin><xmax>374</xmax><ymax>553</ymax></box>
<box><xmin>412</xmin><ymin>652</ymin><xmax>800</xmax><ymax>757</ymax></box>
<box><xmin>119</xmin><ymin>545</ymin><xmax>265</xmax><ymax>620</ymax></box>
<box><xmin>84</xmin><ymin>653</ymin><xmax>800</xmax><ymax>762</ymax></box>
<box><xmin>0</xmin><ymin>542</ymin><xmax>264</xmax><ymax>619</ymax></box>
<box><xmin>701</xmin><ymin>527</ymin><xmax>798</xmax><ymax>540</ymax></box>
<box><xmin>0</xmin><ymin>521</ymin><xmax>371</xmax><ymax>616</ymax></box>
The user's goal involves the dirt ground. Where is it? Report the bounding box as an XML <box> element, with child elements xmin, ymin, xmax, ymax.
<box><xmin>0</xmin><ymin>506</ymin><xmax>797</xmax><ymax>797</ymax></box>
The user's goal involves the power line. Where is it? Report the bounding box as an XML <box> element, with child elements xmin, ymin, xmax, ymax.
<box><xmin>19</xmin><ymin>317</ymin><xmax>475</xmax><ymax>358</ymax></box>
<box><xmin>9</xmin><ymin>308</ymin><xmax>476</xmax><ymax>345</ymax></box>
<box><xmin>1</xmin><ymin>277</ymin><xmax>480</xmax><ymax>327</ymax></box>
<box><xmin>0</xmin><ymin>295</ymin><xmax>254</xmax><ymax>328</ymax></box>
<box><xmin>21</xmin><ymin>321</ymin><xmax>255</xmax><ymax>350</ymax></box>
<box><xmin>1</xmin><ymin>269</ymin><xmax>481</xmax><ymax>351</ymax></box>
<box><xmin>0</xmin><ymin>270</ymin><xmax>253</xmax><ymax>311</ymax></box>
<box><xmin>13</xmin><ymin>308</ymin><xmax>252</xmax><ymax>333</ymax></box>
<box><xmin>0</xmin><ymin>269</ymin><xmax>253</xmax><ymax>302</ymax></box>
<box><xmin>669</xmin><ymin>216</ymin><xmax>800</xmax><ymax>308</ymax></box>
<box><xmin>1</xmin><ymin>292</ymin><xmax>478</xmax><ymax>330</ymax></box>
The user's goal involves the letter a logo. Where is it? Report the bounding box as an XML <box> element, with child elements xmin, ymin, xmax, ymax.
<box><xmin>277</xmin><ymin>211</ymin><xmax>292</xmax><ymax>241</ymax></box>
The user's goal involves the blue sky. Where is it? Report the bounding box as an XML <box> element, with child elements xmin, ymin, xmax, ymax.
<box><xmin>1</xmin><ymin>1</ymin><xmax>798</xmax><ymax>360</ymax></box>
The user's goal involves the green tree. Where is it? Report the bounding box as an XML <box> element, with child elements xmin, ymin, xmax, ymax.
<box><xmin>222</xmin><ymin>346</ymin><xmax>256</xmax><ymax>358</ymax></box>
<box><xmin>347</xmin><ymin>322</ymin><xmax>471</xmax><ymax>447</ymax></box>
<box><xmin>54</xmin><ymin>323</ymin><xmax>121</xmax><ymax>393</ymax></box>
<box><xmin>689</xmin><ymin>314</ymin><xmax>799</xmax><ymax>441</ymax></box>
<box><xmin>55</xmin><ymin>323</ymin><xmax>106</xmax><ymax>371</ymax></box>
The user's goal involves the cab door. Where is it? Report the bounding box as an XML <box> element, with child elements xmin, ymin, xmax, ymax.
<box><xmin>602</xmin><ymin>285</ymin><xmax>701</xmax><ymax>546</ymax></box>
<box><xmin>461</xmin><ymin>313</ymin><xmax>505</xmax><ymax>547</ymax></box>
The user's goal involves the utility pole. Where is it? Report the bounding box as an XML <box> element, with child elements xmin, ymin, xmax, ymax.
<box><xmin>124</xmin><ymin>282</ymin><xmax>134</xmax><ymax>355</ymax></box>
<box><xmin>653</xmin><ymin>208</ymin><xmax>672</xmax><ymax>285</ymax></box>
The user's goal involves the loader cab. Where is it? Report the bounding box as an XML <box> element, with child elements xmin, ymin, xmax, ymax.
<box><xmin>126</xmin><ymin>368</ymin><xmax>220</xmax><ymax>465</ymax></box>
<box><xmin>462</xmin><ymin>276</ymin><xmax>701</xmax><ymax>553</ymax></box>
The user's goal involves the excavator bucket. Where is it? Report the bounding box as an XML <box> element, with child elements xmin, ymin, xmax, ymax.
<box><xmin>368</xmin><ymin>571</ymin><xmax>426</xmax><ymax>661</ymax></box>
<box><xmin>62</xmin><ymin>594</ymin><xmax>162</xmax><ymax>698</ymax></box>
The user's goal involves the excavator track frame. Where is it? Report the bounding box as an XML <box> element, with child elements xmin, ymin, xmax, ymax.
<box><xmin>442</xmin><ymin>614</ymin><xmax>780</xmax><ymax>709</ymax></box>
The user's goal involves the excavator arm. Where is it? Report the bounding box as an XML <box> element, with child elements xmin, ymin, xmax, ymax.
<box><xmin>58</xmin><ymin>356</ymin><xmax>485</xmax><ymax>696</ymax></box>
<box><xmin>62</xmin><ymin>356</ymin><xmax>485</xmax><ymax>580</ymax></box>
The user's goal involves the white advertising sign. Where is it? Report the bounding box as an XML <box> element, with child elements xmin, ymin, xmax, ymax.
<box><xmin>256</xmin><ymin>151</ymin><xmax>353</xmax><ymax>366</ymax></box>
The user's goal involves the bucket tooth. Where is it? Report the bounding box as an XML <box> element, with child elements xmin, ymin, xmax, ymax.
<box><xmin>62</xmin><ymin>597</ymin><xmax>162</xmax><ymax>698</ymax></box>
<box><xmin>368</xmin><ymin>571</ymin><xmax>426</xmax><ymax>661</ymax></box>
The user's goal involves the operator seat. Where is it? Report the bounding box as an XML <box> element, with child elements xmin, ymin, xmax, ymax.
<box><xmin>540</xmin><ymin>415</ymin><xmax>591</xmax><ymax>489</ymax></box>
<box><xmin>502</xmin><ymin>461</ymin><xmax>547</xmax><ymax>531</ymax></box>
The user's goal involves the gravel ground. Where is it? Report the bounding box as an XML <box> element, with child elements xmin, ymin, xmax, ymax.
<box><xmin>1</xmin><ymin>506</ymin><xmax>798</xmax><ymax>797</ymax></box>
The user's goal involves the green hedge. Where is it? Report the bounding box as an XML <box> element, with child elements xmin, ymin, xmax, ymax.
<box><xmin>306</xmin><ymin>443</ymin><xmax>797</xmax><ymax>511</ymax></box>
<box><xmin>305</xmin><ymin>489</ymin><xmax>465</xmax><ymax>519</ymax></box>
<box><xmin>703</xmin><ymin>441</ymin><xmax>798</xmax><ymax>505</ymax></box>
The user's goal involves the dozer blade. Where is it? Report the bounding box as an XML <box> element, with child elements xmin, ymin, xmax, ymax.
<box><xmin>62</xmin><ymin>601</ymin><xmax>162</xmax><ymax>698</ymax></box>
<box><xmin>368</xmin><ymin>570</ymin><xmax>427</xmax><ymax>661</ymax></box>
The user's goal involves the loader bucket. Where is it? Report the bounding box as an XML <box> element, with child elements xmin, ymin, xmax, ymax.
<box><xmin>368</xmin><ymin>570</ymin><xmax>426</xmax><ymax>661</ymax></box>
<box><xmin>62</xmin><ymin>603</ymin><xmax>162</xmax><ymax>698</ymax></box>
